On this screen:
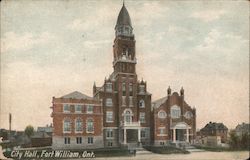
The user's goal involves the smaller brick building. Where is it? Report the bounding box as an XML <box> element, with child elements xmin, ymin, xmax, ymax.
<box><xmin>51</xmin><ymin>91</ymin><xmax>103</xmax><ymax>149</ymax></box>
<box><xmin>152</xmin><ymin>87</ymin><xmax>196</xmax><ymax>146</ymax></box>
<box><xmin>200</xmin><ymin>122</ymin><xmax>228</xmax><ymax>143</ymax></box>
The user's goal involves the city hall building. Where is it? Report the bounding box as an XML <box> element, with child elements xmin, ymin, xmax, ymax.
<box><xmin>51</xmin><ymin>4</ymin><xmax>196</xmax><ymax>149</ymax></box>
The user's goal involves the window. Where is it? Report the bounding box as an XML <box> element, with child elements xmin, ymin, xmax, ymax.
<box><xmin>106</xmin><ymin>98</ymin><xmax>113</xmax><ymax>107</ymax></box>
<box><xmin>171</xmin><ymin>105</ymin><xmax>181</xmax><ymax>118</ymax></box>
<box><xmin>75</xmin><ymin>118</ymin><xmax>83</xmax><ymax>132</ymax></box>
<box><xmin>159</xmin><ymin>128</ymin><xmax>165</xmax><ymax>134</ymax></box>
<box><xmin>106</xmin><ymin>83</ymin><xmax>112</xmax><ymax>92</ymax></box>
<box><xmin>139</xmin><ymin>85</ymin><xmax>145</xmax><ymax>93</ymax></box>
<box><xmin>63</xmin><ymin>119</ymin><xmax>71</xmax><ymax>133</ymax></box>
<box><xmin>88</xmin><ymin>137</ymin><xmax>93</xmax><ymax>144</ymax></box>
<box><xmin>129</xmin><ymin>83</ymin><xmax>133</xmax><ymax>96</ymax></box>
<box><xmin>76</xmin><ymin>137</ymin><xmax>82</xmax><ymax>144</ymax></box>
<box><xmin>141</xmin><ymin>130</ymin><xmax>146</xmax><ymax>138</ymax></box>
<box><xmin>122</xmin><ymin>82</ymin><xmax>126</xmax><ymax>91</ymax></box>
<box><xmin>129</xmin><ymin>96</ymin><xmax>133</xmax><ymax>107</ymax></box>
<box><xmin>64</xmin><ymin>137</ymin><xmax>70</xmax><ymax>144</ymax></box>
<box><xmin>87</xmin><ymin>119</ymin><xmax>94</xmax><ymax>133</ymax></box>
<box><xmin>106</xmin><ymin>129</ymin><xmax>113</xmax><ymax>138</ymax></box>
<box><xmin>106</xmin><ymin>111</ymin><xmax>113</xmax><ymax>122</ymax></box>
<box><xmin>139</xmin><ymin>112</ymin><xmax>145</xmax><ymax>123</ymax></box>
<box><xmin>158</xmin><ymin>110</ymin><xmax>167</xmax><ymax>119</ymax></box>
<box><xmin>63</xmin><ymin>104</ymin><xmax>70</xmax><ymax>112</ymax></box>
<box><xmin>87</xmin><ymin>105</ymin><xmax>93</xmax><ymax>114</ymax></box>
<box><xmin>139</xmin><ymin>100</ymin><xmax>145</xmax><ymax>108</ymax></box>
<box><xmin>122</xmin><ymin>96</ymin><xmax>126</xmax><ymax>106</ymax></box>
<box><xmin>184</xmin><ymin>111</ymin><xmax>193</xmax><ymax>119</ymax></box>
<box><xmin>160</xmin><ymin>142</ymin><xmax>165</xmax><ymax>145</ymax></box>
<box><xmin>75</xmin><ymin>105</ymin><xmax>82</xmax><ymax>113</ymax></box>
<box><xmin>124</xmin><ymin>110</ymin><xmax>132</xmax><ymax>123</ymax></box>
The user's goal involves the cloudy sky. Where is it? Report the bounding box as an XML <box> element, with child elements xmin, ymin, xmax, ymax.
<box><xmin>0</xmin><ymin>0</ymin><xmax>249</xmax><ymax>131</ymax></box>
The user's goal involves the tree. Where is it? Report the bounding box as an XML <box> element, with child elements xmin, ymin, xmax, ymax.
<box><xmin>24</xmin><ymin>125</ymin><xmax>34</xmax><ymax>138</ymax></box>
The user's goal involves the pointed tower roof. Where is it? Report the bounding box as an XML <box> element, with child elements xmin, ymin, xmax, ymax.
<box><xmin>116</xmin><ymin>3</ymin><xmax>132</xmax><ymax>27</ymax></box>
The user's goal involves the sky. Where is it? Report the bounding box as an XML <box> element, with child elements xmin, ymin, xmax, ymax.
<box><xmin>0</xmin><ymin>0</ymin><xmax>249</xmax><ymax>131</ymax></box>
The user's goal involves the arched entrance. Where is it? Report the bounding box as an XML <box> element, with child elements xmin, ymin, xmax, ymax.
<box><xmin>171</xmin><ymin>122</ymin><xmax>191</xmax><ymax>143</ymax></box>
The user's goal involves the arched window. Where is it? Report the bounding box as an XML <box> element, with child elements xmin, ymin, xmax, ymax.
<box><xmin>158</xmin><ymin>110</ymin><xmax>167</xmax><ymax>119</ymax></box>
<box><xmin>63</xmin><ymin>119</ymin><xmax>71</xmax><ymax>133</ymax></box>
<box><xmin>139</xmin><ymin>100</ymin><xmax>145</xmax><ymax>108</ymax></box>
<box><xmin>184</xmin><ymin>111</ymin><xmax>193</xmax><ymax>119</ymax></box>
<box><xmin>87</xmin><ymin>119</ymin><xmax>94</xmax><ymax>133</ymax></box>
<box><xmin>171</xmin><ymin>105</ymin><xmax>181</xmax><ymax>118</ymax></box>
<box><xmin>124</xmin><ymin>110</ymin><xmax>132</xmax><ymax>123</ymax></box>
<box><xmin>75</xmin><ymin>118</ymin><xmax>83</xmax><ymax>132</ymax></box>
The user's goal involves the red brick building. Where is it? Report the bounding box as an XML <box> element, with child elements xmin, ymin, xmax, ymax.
<box><xmin>200</xmin><ymin>122</ymin><xmax>228</xmax><ymax>143</ymax></box>
<box><xmin>152</xmin><ymin>87</ymin><xmax>196</xmax><ymax>146</ymax></box>
<box><xmin>51</xmin><ymin>91</ymin><xmax>103</xmax><ymax>149</ymax></box>
<box><xmin>52</xmin><ymin>3</ymin><xmax>196</xmax><ymax>149</ymax></box>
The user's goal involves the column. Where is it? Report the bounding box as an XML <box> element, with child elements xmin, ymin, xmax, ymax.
<box><xmin>186</xmin><ymin>129</ymin><xmax>189</xmax><ymax>143</ymax></box>
<box><xmin>138</xmin><ymin>128</ymin><xmax>141</xmax><ymax>142</ymax></box>
<box><xmin>173</xmin><ymin>128</ymin><xmax>176</xmax><ymax>143</ymax></box>
<box><xmin>124</xmin><ymin>129</ymin><xmax>127</xmax><ymax>144</ymax></box>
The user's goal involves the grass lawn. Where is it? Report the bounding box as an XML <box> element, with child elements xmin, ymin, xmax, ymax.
<box><xmin>193</xmin><ymin>145</ymin><xmax>249</xmax><ymax>152</ymax></box>
<box><xmin>144</xmin><ymin>146</ymin><xmax>190</xmax><ymax>154</ymax></box>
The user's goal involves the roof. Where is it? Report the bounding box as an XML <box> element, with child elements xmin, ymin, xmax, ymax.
<box><xmin>201</xmin><ymin>122</ymin><xmax>228</xmax><ymax>131</ymax></box>
<box><xmin>37</xmin><ymin>127</ymin><xmax>53</xmax><ymax>133</ymax></box>
<box><xmin>31</xmin><ymin>132</ymin><xmax>51</xmax><ymax>138</ymax></box>
<box><xmin>116</xmin><ymin>4</ymin><xmax>132</xmax><ymax>27</ymax></box>
<box><xmin>61</xmin><ymin>91</ymin><xmax>93</xmax><ymax>100</ymax></box>
<box><xmin>152</xmin><ymin>96</ymin><xmax>168</xmax><ymax>108</ymax></box>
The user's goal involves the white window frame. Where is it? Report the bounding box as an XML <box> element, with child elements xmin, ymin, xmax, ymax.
<box><xmin>87</xmin><ymin>105</ymin><xmax>93</xmax><ymax>114</ymax></box>
<box><xmin>63</xmin><ymin>104</ymin><xmax>70</xmax><ymax>113</ymax></box>
<box><xmin>158</xmin><ymin>110</ymin><xmax>167</xmax><ymax>119</ymax></box>
<box><xmin>106</xmin><ymin>83</ymin><xmax>112</xmax><ymax>92</ymax></box>
<box><xmin>86</xmin><ymin>118</ymin><xmax>94</xmax><ymax>133</ymax></box>
<box><xmin>63</xmin><ymin>119</ymin><xmax>71</xmax><ymax>133</ymax></box>
<box><xmin>141</xmin><ymin>129</ymin><xmax>146</xmax><ymax>138</ymax></box>
<box><xmin>75</xmin><ymin>105</ymin><xmax>82</xmax><ymax>113</ymax></box>
<box><xmin>106</xmin><ymin>98</ymin><xmax>113</xmax><ymax>107</ymax></box>
<box><xmin>75</xmin><ymin>118</ymin><xmax>83</xmax><ymax>133</ymax></box>
<box><xmin>139</xmin><ymin>85</ymin><xmax>145</xmax><ymax>93</ymax></box>
<box><xmin>122</xmin><ymin>82</ymin><xmax>126</xmax><ymax>91</ymax></box>
<box><xmin>139</xmin><ymin>112</ymin><xmax>145</xmax><ymax>123</ymax></box>
<box><xmin>76</xmin><ymin>137</ymin><xmax>82</xmax><ymax>144</ymax></box>
<box><xmin>139</xmin><ymin>99</ymin><xmax>145</xmax><ymax>108</ymax></box>
<box><xmin>106</xmin><ymin>111</ymin><xmax>113</xmax><ymax>123</ymax></box>
<box><xmin>171</xmin><ymin>105</ymin><xmax>181</xmax><ymax>119</ymax></box>
<box><xmin>87</xmin><ymin>137</ymin><xmax>94</xmax><ymax>144</ymax></box>
<box><xmin>106</xmin><ymin>129</ymin><xmax>114</xmax><ymax>139</ymax></box>
<box><xmin>64</xmin><ymin>137</ymin><xmax>70</xmax><ymax>144</ymax></box>
<box><xmin>184</xmin><ymin>111</ymin><xmax>193</xmax><ymax>119</ymax></box>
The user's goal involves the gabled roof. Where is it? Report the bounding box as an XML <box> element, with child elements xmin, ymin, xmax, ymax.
<box><xmin>201</xmin><ymin>122</ymin><xmax>228</xmax><ymax>131</ymax></box>
<box><xmin>61</xmin><ymin>91</ymin><xmax>93</xmax><ymax>100</ymax></box>
<box><xmin>152</xmin><ymin>96</ymin><xmax>168</xmax><ymax>108</ymax></box>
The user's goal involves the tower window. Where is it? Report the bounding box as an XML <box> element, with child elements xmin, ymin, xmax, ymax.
<box><xmin>139</xmin><ymin>100</ymin><xmax>145</xmax><ymax>108</ymax></box>
<box><xmin>106</xmin><ymin>98</ymin><xmax>113</xmax><ymax>107</ymax></box>
<box><xmin>139</xmin><ymin>85</ymin><xmax>145</xmax><ymax>93</ymax></box>
<box><xmin>139</xmin><ymin>112</ymin><xmax>145</xmax><ymax>123</ymax></box>
<box><xmin>106</xmin><ymin>111</ymin><xmax>113</xmax><ymax>122</ymax></box>
<box><xmin>106</xmin><ymin>83</ymin><xmax>112</xmax><ymax>92</ymax></box>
